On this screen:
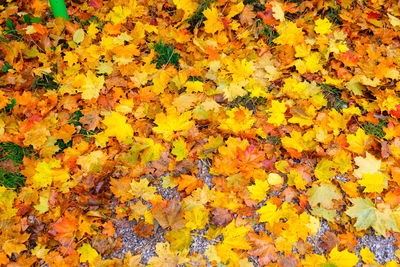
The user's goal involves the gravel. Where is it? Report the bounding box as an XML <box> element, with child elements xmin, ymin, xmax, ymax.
<box><xmin>110</xmin><ymin>218</ymin><xmax>165</xmax><ymax>265</ymax></box>
<box><xmin>356</xmin><ymin>234</ymin><xmax>397</xmax><ymax>265</ymax></box>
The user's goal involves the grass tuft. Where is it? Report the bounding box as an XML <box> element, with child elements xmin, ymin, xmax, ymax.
<box><xmin>320</xmin><ymin>83</ymin><xmax>348</xmax><ymax>111</ymax></box>
<box><xmin>30</xmin><ymin>72</ymin><xmax>59</xmax><ymax>91</ymax></box>
<box><xmin>152</xmin><ymin>41</ymin><xmax>180</xmax><ymax>69</ymax></box>
<box><xmin>361</xmin><ymin>119</ymin><xmax>387</xmax><ymax>139</ymax></box>
<box><xmin>0</xmin><ymin>142</ymin><xmax>34</xmax><ymax>165</ymax></box>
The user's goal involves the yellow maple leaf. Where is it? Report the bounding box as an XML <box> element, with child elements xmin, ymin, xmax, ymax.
<box><xmin>359</xmin><ymin>172</ymin><xmax>387</xmax><ymax>193</ymax></box>
<box><xmin>34</xmin><ymin>192</ymin><xmax>49</xmax><ymax>214</ymax></box>
<box><xmin>247</xmin><ymin>179</ymin><xmax>270</xmax><ymax>202</ymax></box>
<box><xmin>2</xmin><ymin>239</ymin><xmax>27</xmax><ymax>257</ymax></box>
<box><xmin>97</xmin><ymin>61</ymin><xmax>114</xmax><ymax>75</ymax></box>
<box><xmin>106</xmin><ymin>6</ymin><xmax>132</xmax><ymax>24</ymax></box>
<box><xmin>32</xmin><ymin>159</ymin><xmax>69</xmax><ymax>188</ymax></box>
<box><xmin>257</xmin><ymin>202</ymin><xmax>280</xmax><ymax>225</ymax></box>
<box><xmin>171</xmin><ymin>137</ymin><xmax>189</xmax><ymax>161</ymax></box>
<box><xmin>185</xmin><ymin>80</ymin><xmax>204</xmax><ymax>93</ymax></box>
<box><xmin>332</xmin><ymin>150</ymin><xmax>353</xmax><ymax>173</ymax></box>
<box><xmin>328</xmin><ymin>247</ymin><xmax>359</xmax><ymax>267</ymax></box>
<box><xmin>75</xmin><ymin>70</ymin><xmax>105</xmax><ymax>100</ymax></box>
<box><xmin>287</xmin><ymin>169</ymin><xmax>307</xmax><ymax>190</ymax></box>
<box><xmin>221</xmin><ymin>220</ymin><xmax>251</xmax><ymax>250</ymax></box>
<box><xmin>203</xmin><ymin>7</ymin><xmax>224</xmax><ymax>34</ymax></box>
<box><xmin>360</xmin><ymin>247</ymin><xmax>378</xmax><ymax>265</ymax></box>
<box><xmin>314</xmin><ymin>158</ymin><xmax>336</xmax><ymax>181</ymax></box>
<box><xmin>23</xmin><ymin>123</ymin><xmax>50</xmax><ymax>149</ymax></box>
<box><xmin>184</xmin><ymin>205</ymin><xmax>209</xmax><ymax>230</ymax></box>
<box><xmin>353</xmin><ymin>152</ymin><xmax>382</xmax><ymax>178</ymax></box>
<box><xmin>219</xmin><ymin>106</ymin><xmax>256</xmax><ymax>134</ymax></box>
<box><xmin>173</xmin><ymin>0</ymin><xmax>198</xmax><ymax>21</ymax></box>
<box><xmin>295</xmin><ymin>53</ymin><xmax>324</xmax><ymax>74</ymax></box>
<box><xmin>281</xmin><ymin>130</ymin><xmax>316</xmax><ymax>153</ymax></box>
<box><xmin>219</xmin><ymin>82</ymin><xmax>247</xmax><ymax>101</ymax></box>
<box><xmin>227</xmin><ymin>2</ymin><xmax>244</xmax><ymax>19</ymax></box>
<box><xmin>77</xmin><ymin>150</ymin><xmax>107</xmax><ymax>173</ymax></box>
<box><xmin>314</xmin><ymin>18</ymin><xmax>332</xmax><ymax>34</ymax></box>
<box><xmin>307</xmin><ymin>183</ymin><xmax>341</xmax><ymax>209</ymax></box>
<box><xmin>77</xmin><ymin>243</ymin><xmax>99</xmax><ymax>265</ymax></box>
<box><xmin>148</xmin><ymin>242</ymin><xmax>189</xmax><ymax>266</ymax></box>
<box><xmin>288</xmin><ymin>105</ymin><xmax>316</xmax><ymax>127</ymax></box>
<box><xmin>274</xmin><ymin>21</ymin><xmax>304</xmax><ymax>46</ymax></box>
<box><xmin>130</xmin><ymin>179</ymin><xmax>157</xmax><ymax>202</ymax></box>
<box><xmin>267</xmin><ymin>100</ymin><xmax>287</xmax><ymax>126</ymax></box>
<box><xmin>102</xmin><ymin>111</ymin><xmax>134</xmax><ymax>143</ymax></box>
<box><xmin>153</xmin><ymin>108</ymin><xmax>195</xmax><ymax>141</ymax></box>
<box><xmin>226</xmin><ymin>58</ymin><xmax>255</xmax><ymax>83</ymax></box>
<box><xmin>271</xmin><ymin>1</ymin><xmax>285</xmax><ymax>21</ymax></box>
<box><xmin>0</xmin><ymin>187</ymin><xmax>17</xmax><ymax>220</ymax></box>
<box><xmin>346</xmin><ymin>128</ymin><xmax>370</xmax><ymax>154</ymax></box>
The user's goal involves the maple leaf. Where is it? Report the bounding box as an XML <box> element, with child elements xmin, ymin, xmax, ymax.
<box><xmin>247</xmin><ymin>178</ymin><xmax>270</xmax><ymax>202</ymax></box>
<box><xmin>360</xmin><ymin>247</ymin><xmax>378</xmax><ymax>265</ymax></box>
<box><xmin>152</xmin><ymin>200</ymin><xmax>186</xmax><ymax>230</ymax></box>
<box><xmin>77</xmin><ymin>243</ymin><xmax>99</xmax><ymax>265</ymax></box>
<box><xmin>248</xmin><ymin>232</ymin><xmax>278</xmax><ymax>265</ymax></box>
<box><xmin>77</xmin><ymin>150</ymin><xmax>107</xmax><ymax>173</ymax></box>
<box><xmin>287</xmin><ymin>169</ymin><xmax>308</xmax><ymax>190</ymax></box>
<box><xmin>106</xmin><ymin>6</ymin><xmax>132</xmax><ymax>24</ymax></box>
<box><xmin>153</xmin><ymin>108</ymin><xmax>194</xmax><ymax>141</ymax></box>
<box><xmin>219</xmin><ymin>107</ymin><xmax>256</xmax><ymax>134</ymax></box>
<box><xmin>257</xmin><ymin>202</ymin><xmax>280</xmax><ymax>225</ymax></box>
<box><xmin>129</xmin><ymin>179</ymin><xmax>157</xmax><ymax>202</ymax></box>
<box><xmin>184</xmin><ymin>204</ymin><xmax>209</xmax><ymax>230</ymax></box>
<box><xmin>314</xmin><ymin>18</ymin><xmax>333</xmax><ymax>35</ymax></box>
<box><xmin>239</xmin><ymin>5</ymin><xmax>256</xmax><ymax>25</ymax></box>
<box><xmin>173</xmin><ymin>0</ymin><xmax>198</xmax><ymax>21</ymax></box>
<box><xmin>346</xmin><ymin>128</ymin><xmax>370</xmax><ymax>154</ymax></box>
<box><xmin>49</xmin><ymin>213</ymin><xmax>78</xmax><ymax>247</ymax></box>
<box><xmin>0</xmin><ymin>186</ymin><xmax>17</xmax><ymax>220</ymax></box>
<box><xmin>203</xmin><ymin>6</ymin><xmax>224</xmax><ymax>34</ymax></box>
<box><xmin>307</xmin><ymin>183</ymin><xmax>341</xmax><ymax>209</ymax></box>
<box><xmin>267</xmin><ymin>100</ymin><xmax>287</xmax><ymax>126</ymax></box>
<box><xmin>353</xmin><ymin>152</ymin><xmax>382</xmax><ymax>178</ymax></box>
<box><xmin>221</xmin><ymin>220</ymin><xmax>251</xmax><ymax>250</ymax></box>
<box><xmin>314</xmin><ymin>158</ymin><xmax>336</xmax><ymax>181</ymax></box>
<box><xmin>273</xmin><ymin>21</ymin><xmax>304</xmax><ymax>46</ymax></box>
<box><xmin>74</xmin><ymin>70</ymin><xmax>105</xmax><ymax>100</ymax></box>
<box><xmin>171</xmin><ymin>137</ymin><xmax>189</xmax><ymax>161</ymax></box>
<box><xmin>327</xmin><ymin>246</ymin><xmax>359</xmax><ymax>267</ymax></box>
<box><xmin>346</xmin><ymin>198</ymin><xmax>399</xmax><ymax>236</ymax></box>
<box><xmin>101</xmin><ymin>111</ymin><xmax>134</xmax><ymax>143</ymax></box>
<box><xmin>148</xmin><ymin>242</ymin><xmax>189</xmax><ymax>266</ymax></box>
<box><xmin>31</xmin><ymin>159</ymin><xmax>69</xmax><ymax>189</ymax></box>
<box><xmin>358</xmin><ymin>172</ymin><xmax>387</xmax><ymax>193</ymax></box>
<box><xmin>281</xmin><ymin>130</ymin><xmax>316</xmax><ymax>153</ymax></box>
<box><xmin>2</xmin><ymin>233</ymin><xmax>30</xmax><ymax>256</ymax></box>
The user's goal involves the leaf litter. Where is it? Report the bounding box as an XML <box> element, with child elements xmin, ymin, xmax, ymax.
<box><xmin>1</xmin><ymin>0</ymin><xmax>400</xmax><ymax>266</ymax></box>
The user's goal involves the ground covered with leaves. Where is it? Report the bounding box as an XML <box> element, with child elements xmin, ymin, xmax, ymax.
<box><xmin>1</xmin><ymin>0</ymin><xmax>400</xmax><ymax>266</ymax></box>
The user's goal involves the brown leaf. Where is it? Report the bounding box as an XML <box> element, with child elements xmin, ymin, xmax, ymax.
<box><xmin>211</xmin><ymin>208</ymin><xmax>233</xmax><ymax>226</ymax></box>
<box><xmin>248</xmin><ymin>232</ymin><xmax>278</xmax><ymax>265</ymax></box>
<box><xmin>240</xmin><ymin>5</ymin><xmax>256</xmax><ymax>25</ymax></box>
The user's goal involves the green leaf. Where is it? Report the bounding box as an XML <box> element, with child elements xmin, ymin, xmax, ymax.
<box><xmin>172</xmin><ymin>138</ymin><xmax>189</xmax><ymax>161</ymax></box>
<box><xmin>346</xmin><ymin>197</ymin><xmax>399</xmax><ymax>236</ymax></box>
<box><xmin>345</xmin><ymin>197</ymin><xmax>377</xmax><ymax>230</ymax></box>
